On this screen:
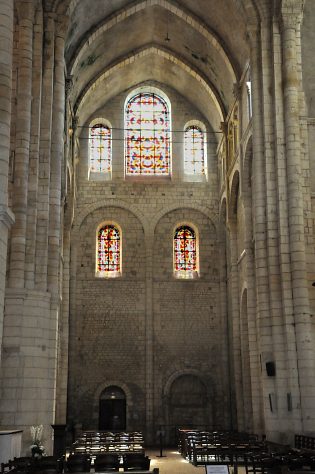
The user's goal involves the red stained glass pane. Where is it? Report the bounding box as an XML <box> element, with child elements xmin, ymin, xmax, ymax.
<box><xmin>184</xmin><ymin>125</ymin><xmax>205</xmax><ymax>175</ymax></box>
<box><xmin>126</xmin><ymin>92</ymin><xmax>170</xmax><ymax>175</ymax></box>
<box><xmin>90</xmin><ymin>124</ymin><xmax>111</xmax><ymax>173</ymax></box>
<box><xmin>174</xmin><ymin>226</ymin><xmax>197</xmax><ymax>272</ymax></box>
<box><xmin>98</xmin><ymin>225</ymin><xmax>120</xmax><ymax>273</ymax></box>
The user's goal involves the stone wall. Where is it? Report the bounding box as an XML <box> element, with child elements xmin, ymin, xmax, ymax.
<box><xmin>66</xmin><ymin>85</ymin><xmax>231</xmax><ymax>440</ymax></box>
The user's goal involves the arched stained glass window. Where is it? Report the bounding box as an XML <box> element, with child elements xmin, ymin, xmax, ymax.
<box><xmin>90</xmin><ymin>123</ymin><xmax>111</xmax><ymax>173</ymax></box>
<box><xmin>184</xmin><ymin>125</ymin><xmax>205</xmax><ymax>175</ymax></box>
<box><xmin>174</xmin><ymin>225</ymin><xmax>198</xmax><ymax>278</ymax></box>
<box><xmin>97</xmin><ymin>224</ymin><xmax>121</xmax><ymax>277</ymax></box>
<box><xmin>125</xmin><ymin>92</ymin><xmax>170</xmax><ymax>175</ymax></box>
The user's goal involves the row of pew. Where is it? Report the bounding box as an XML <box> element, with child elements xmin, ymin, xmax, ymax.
<box><xmin>1</xmin><ymin>453</ymin><xmax>158</xmax><ymax>473</ymax></box>
<box><xmin>178</xmin><ymin>430</ymin><xmax>315</xmax><ymax>474</ymax></box>
<box><xmin>71</xmin><ymin>431</ymin><xmax>144</xmax><ymax>457</ymax></box>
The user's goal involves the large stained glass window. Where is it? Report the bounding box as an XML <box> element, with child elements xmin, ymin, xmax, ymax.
<box><xmin>125</xmin><ymin>92</ymin><xmax>170</xmax><ymax>175</ymax></box>
<box><xmin>89</xmin><ymin>123</ymin><xmax>111</xmax><ymax>173</ymax></box>
<box><xmin>184</xmin><ymin>125</ymin><xmax>205</xmax><ymax>175</ymax></box>
<box><xmin>174</xmin><ymin>225</ymin><xmax>198</xmax><ymax>278</ymax></box>
<box><xmin>97</xmin><ymin>224</ymin><xmax>121</xmax><ymax>277</ymax></box>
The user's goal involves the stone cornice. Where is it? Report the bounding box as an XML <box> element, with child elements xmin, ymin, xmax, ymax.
<box><xmin>0</xmin><ymin>205</ymin><xmax>15</xmax><ymax>229</ymax></box>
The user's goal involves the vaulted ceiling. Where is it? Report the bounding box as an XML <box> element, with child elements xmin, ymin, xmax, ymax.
<box><xmin>54</xmin><ymin>0</ymin><xmax>253</xmax><ymax>131</ymax></box>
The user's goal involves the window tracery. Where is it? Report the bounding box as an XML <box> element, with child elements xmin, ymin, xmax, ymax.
<box><xmin>97</xmin><ymin>224</ymin><xmax>121</xmax><ymax>277</ymax></box>
<box><xmin>184</xmin><ymin>125</ymin><xmax>205</xmax><ymax>175</ymax></box>
<box><xmin>125</xmin><ymin>92</ymin><xmax>170</xmax><ymax>175</ymax></box>
<box><xmin>174</xmin><ymin>225</ymin><xmax>198</xmax><ymax>279</ymax></box>
<box><xmin>89</xmin><ymin>123</ymin><xmax>111</xmax><ymax>173</ymax></box>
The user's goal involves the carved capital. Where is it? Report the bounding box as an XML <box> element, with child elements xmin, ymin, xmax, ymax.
<box><xmin>246</xmin><ymin>22</ymin><xmax>259</xmax><ymax>49</ymax></box>
<box><xmin>0</xmin><ymin>205</ymin><xmax>15</xmax><ymax>229</ymax></box>
<box><xmin>233</xmin><ymin>83</ymin><xmax>242</xmax><ymax>100</ymax></box>
<box><xmin>15</xmin><ymin>0</ymin><xmax>35</xmax><ymax>22</ymax></box>
<box><xmin>55</xmin><ymin>13</ymin><xmax>69</xmax><ymax>38</ymax></box>
<box><xmin>65</xmin><ymin>76</ymin><xmax>73</xmax><ymax>97</ymax></box>
<box><xmin>281</xmin><ymin>0</ymin><xmax>305</xmax><ymax>29</ymax></box>
<box><xmin>220</xmin><ymin>122</ymin><xmax>228</xmax><ymax>137</ymax></box>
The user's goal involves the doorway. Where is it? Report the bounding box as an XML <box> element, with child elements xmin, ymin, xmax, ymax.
<box><xmin>99</xmin><ymin>386</ymin><xmax>126</xmax><ymax>431</ymax></box>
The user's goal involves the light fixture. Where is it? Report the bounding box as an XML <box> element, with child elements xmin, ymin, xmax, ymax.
<box><xmin>164</xmin><ymin>12</ymin><xmax>171</xmax><ymax>42</ymax></box>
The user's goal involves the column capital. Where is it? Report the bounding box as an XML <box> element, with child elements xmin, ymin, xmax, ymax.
<box><xmin>0</xmin><ymin>205</ymin><xmax>15</xmax><ymax>229</ymax></box>
<box><xmin>55</xmin><ymin>13</ymin><xmax>69</xmax><ymax>39</ymax></box>
<box><xmin>245</xmin><ymin>22</ymin><xmax>259</xmax><ymax>49</ymax></box>
<box><xmin>280</xmin><ymin>0</ymin><xmax>305</xmax><ymax>29</ymax></box>
<box><xmin>15</xmin><ymin>0</ymin><xmax>36</xmax><ymax>22</ymax></box>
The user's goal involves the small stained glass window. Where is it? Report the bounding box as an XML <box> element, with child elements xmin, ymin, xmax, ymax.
<box><xmin>97</xmin><ymin>225</ymin><xmax>121</xmax><ymax>277</ymax></box>
<box><xmin>174</xmin><ymin>225</ymin><xmax>198</xmax><ymax>278</ymax></box>
<box><xmin>125</xmin><ymin>92</ymin><xmax>170</xmax><ymax>175</ymax></box>
<box><xmin>184</xmin><ymin>125</ymin><xmax>205</xmax><ymax>175</ymax></box>
<box><xmin>90</xmin><ymin>124</ymin><xmax>111</xmax><ymax>173</ymax></box>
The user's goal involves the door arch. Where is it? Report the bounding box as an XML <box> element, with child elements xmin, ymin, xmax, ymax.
<box><xmin>164</xmin><ymin>373</ymin><xmax>212</xmax><ymax>444</ymax></box>
<box><xmin>99</xmin><ymin>386</ymin><xmax>126</xmax><ymax>431</ymax></box>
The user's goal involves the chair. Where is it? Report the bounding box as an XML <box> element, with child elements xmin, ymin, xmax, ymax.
<box><xmin>66</xmin><ymin>453</ymin><xmax>91</xmax><ymax>472</ymax></box>
<box><xmin>9</xmin><ymin>457</ymin><xmax>32</xmax><ymax>474</ymax></box>
<box><xmin>94</xmin><ymin>453</ymin><xmax>120</xmax><ymax>472</ymax></box>
<box><xmin>123</xmin><ymin>453</ymin><xmax>151</xmax><ymax>471</ymax></box>
<box><xmin>31</xmin><ymin>456</ymin><xmax>63</xmax><ymax>473</ymax></box>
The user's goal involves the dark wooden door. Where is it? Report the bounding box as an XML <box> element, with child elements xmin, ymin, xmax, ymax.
<box><xmin>99</xmin><ymin>399</ymin><xmax>126</xmax><ymax>430</ymax></box>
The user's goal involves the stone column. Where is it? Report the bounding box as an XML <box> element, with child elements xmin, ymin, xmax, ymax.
<box><xmin>48</xmin><ymin>15</ymin><xmax>67</xmax><ymax>295</ymax></box>
<box><xmin>281</xmin><ymin>1</ymin><xmax>315</xmax><ymax>433</ymax></box>
<box><xmin>259</xmin><ymin>10</ymin><xmax>292</xmax><ymax>437</ymax></box>
<box><xmin>35</xmin><ymin>12</ymin><xmax>55</xmax><ymax>290</ymax></box>
<box><xmin>47</xmin><ymin>17</ymin><xmax>67</xmax><ymax>428</ymax></box>
<box><xmin>227</xmin><ymin>223</ymin><xmax>244</xmax><ymax>430</ymax></box>
<box><xmin>25</xmin><ymin>8</ymin><xmax>43</xmax><ymax>289</ymax></box>
<box><xmin>145</xmin><ymin>231</ymin><xmax>154</xmax><ymax>444</ymax></box>
<box><xmin>243</xmin><ymin>203</ymin><xmax>262</xmax><ymax>433</ymax></box>
<box><xmin>8</xmin><ymin>0</ymin><xmax>34</xmax><ymax>289</ymax></box>
<box><xmin>0</xmin><ymin>0</ymin><xmax>15</xmax><ymax>346</ymax></box>
<box><xmin>247</xmin><ymin>22</ymin><xmax>271</xmax><ymax>436</ymax></box>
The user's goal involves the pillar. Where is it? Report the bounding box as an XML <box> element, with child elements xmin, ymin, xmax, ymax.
<box><xmin>281</xmin><ymin>1</ymin><xmax>315</xmax><ymax>433</ymax></box>
<box><xmin>8</xmin><ymin>0</ymin><xmax>34</xmax><ymax>289</ymax></box>
<box><xmin>0</xmin><ymin>0</ymin><xmax>15</xmax><ymax>349</ymax></box>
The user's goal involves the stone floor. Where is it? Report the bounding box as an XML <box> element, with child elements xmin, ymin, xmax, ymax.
<box><xmin>146</xmin><ymin>450</ymin><xmax>246</xmax><ymax>474</ymax></box>
<box><xmin>147</xmin><ymin>449</ymin><xmax>214</xmax><ymax>473</ymax></box>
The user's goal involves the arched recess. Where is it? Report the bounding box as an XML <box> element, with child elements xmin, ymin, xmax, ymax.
<box><xmin>242</xmin><ymin>135</ymin><xmax>253</xmax><ymax>206</ymax></box>
<box><xmin>163</xmin><ymin>370</ymin><xmax>214</xmax><ymax>444</ymax></box>
<box><xmin>74</xmin><ymin>199</ymin><xmax>147</xmax><ymax>240</ymax></box>
<box><xmin>151</xmin><ymin>203</ymin><xmax>217</xmax><ymax>237</ymax></box>
<box><xmin>99</xmin><ymin>386</ymin><xmax>126</xmax><ymax>431</ymax></box>
<box><xmin>228</xmin><ymin>169</ymin><xmax>240</xmax><ymax>226</ymax></box>
<box><xmin>240</xmin><ymin>288</ymin><xmax>254</xmax><ymax>432</ymax></box>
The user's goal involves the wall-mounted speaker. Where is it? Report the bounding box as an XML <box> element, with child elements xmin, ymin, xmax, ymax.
<box><xmin>287</xmin><ymin>393</ymin><xmax>292</xmax><ymax>411</ymax></box>
<box><xmin>266</xmin><ymin>361</ymin><xmax>276</xmax><ymax>377</ymax></box>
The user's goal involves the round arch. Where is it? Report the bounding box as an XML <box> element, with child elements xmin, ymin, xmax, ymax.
<box><xmin>228</xmin><ymin>169</ymin><xmax>240</xmax><ymax>224</ymax></box>
<box><xmin>74</xmin><ymin>46</ymin><xmax>225</xmax><ymax>127</ymax></box>
<box><xmin>151</xmin><ymin>203</ymin><xmax>218</xmax><ymax>236</ymax></box>
<box><xmin>163</xmin><ymin>370</ymin><xmax>214</xmax><ymax>443</ymax></box>
<box><xmin>74</xmin><ymin>199</ymin><xmax>147</xmax><ymax>236</ymax></box>
<box><xmin>92</xmin><ymin>380</ymin><xmax>133</xmax><ymax>430</ymax></box>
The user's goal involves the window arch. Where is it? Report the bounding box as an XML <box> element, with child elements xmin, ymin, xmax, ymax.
<box><xmin>125</xmin><ymin>90</ymin><xmax>170</xmax><ymax>175</ymax></box>
<box><xmin>89</xmin><ymin>122</ymin><xmax>112</xmax><ymax>174</ymax></box>
<box><xmin>184</xmin><ymin>123</ymin><xmax>206</xmax><ymax>175</ymax></box>
<box><xmin>174</xmin><ymin>225</ymin><xmax>199</xmax><ymax>279</ymax></box>
<box><xmin>96</xmin><ymin>224</ymin><xmax>121</xmax><ymax>277</ymax></box>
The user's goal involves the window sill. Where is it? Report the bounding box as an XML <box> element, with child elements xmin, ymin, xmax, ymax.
<box><xmin>124</xmin><ymin>175</ymin><xmax>171</xmax><ymax>183</ymax></box>
<box><xmin>95</xmin><ymin>271</ymin><xmax>122</xmax><ymax>279</ymax></box>
<box><xmin>89</xmin><ymin>171</ymin><xmax>112</xmax><ymax>181</ymax></box>
<box><xmin>174</xmin><ymin>270</ymin><xmax>199</xmax><ymax>280</ymax></box>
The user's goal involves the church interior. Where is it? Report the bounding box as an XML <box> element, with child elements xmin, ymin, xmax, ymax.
<box><xmin>0</xmin><ymin>0</ymin><xmax>315</xmax><ymax>468</ymax></box>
